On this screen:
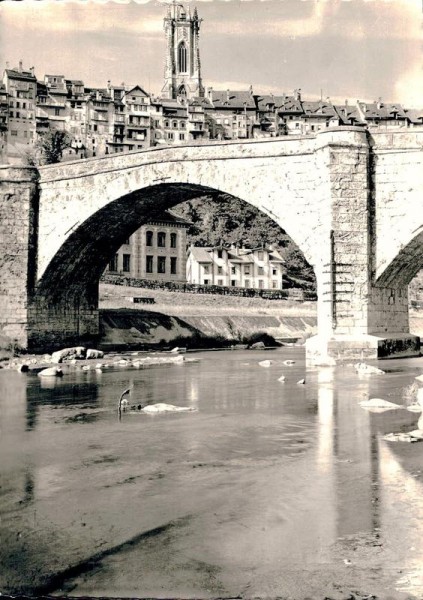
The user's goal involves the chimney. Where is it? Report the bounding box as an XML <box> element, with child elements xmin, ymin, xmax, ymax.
<box><xmin>207</xmin><ymin>86</ymin><xmax>213</xmax><ymax>102</ymax></box>
<box><xmin>345</xmin><ymin>99</ymin><xmax>348</xmax><ymax>106</ymax></box>
<box><xmin>30</xmin><ymin>66</ymin><xmax>35</xmax><ymax>77</ymax></box>
<box><xmin>18</xmin><ymin>60</ymin><xmax>23</xmax><ymax>73</ymax></box>
<box><xmin>377</xmin><ymin>97</ymin><xmax>383</xmax><ymax>109</ymax></box>
<box><xmin>294</xmin><ymin>88</ymin><xmax>301</xmax><ymax>101</ymax></box>
<box><xmin>226</xmin><ymin>89</ymin><xmax>230</xmax><ymax>102</ymax></box>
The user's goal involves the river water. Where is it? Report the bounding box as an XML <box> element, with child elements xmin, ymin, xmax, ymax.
<box><xmin>1</xmin><ymin>348</ymin><xmax>423</xmax><ymax>599</ymax></box>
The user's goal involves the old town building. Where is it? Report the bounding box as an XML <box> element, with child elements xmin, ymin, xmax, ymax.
<box><xmin>2</xmin><ymin>62</ymin><xmax>37</xmax><ymax>162</ymax></box>
<box><xmin>186</xmin><ymin>245</ymin><xmax>285</xmax><ymax>290</ymax></box>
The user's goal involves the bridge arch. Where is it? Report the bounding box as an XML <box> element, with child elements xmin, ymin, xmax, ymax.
<box><xmin>375</xmin><ymin>227</ymin><xmax>423</xmax><ymax>289</ymax></box>
<box><xmin>32</xmin><ymin>157</ymin><xmax>326</xmax><ymax>350</ymax></box>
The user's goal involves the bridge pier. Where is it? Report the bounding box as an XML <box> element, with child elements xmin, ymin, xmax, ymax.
<box><xmin>0</xmin><ymin>166</ymin><xmax>39</xmax><ymax>350</ymax></box>
<box><xmin>306</xmin><ymin>133</ymin><xmax>420</xmax><ymax>364</ymax></box>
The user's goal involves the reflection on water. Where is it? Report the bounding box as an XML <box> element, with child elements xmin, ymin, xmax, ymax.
<box><xmin>1</xmin><ymin>349</ymin><xmax>423</xmax><ymax>597</ymax></box>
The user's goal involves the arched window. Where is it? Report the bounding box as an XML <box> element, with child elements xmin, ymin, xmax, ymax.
<box><xmin>146</xmin><ymin>230</ymin><xmax>153</xmax><ymax>246</ymax></box>
<box><xmin>170</xmin><ymin>232</ymin><xmax>177</xmax><ymax>248</ymax></box>
<box><xmin>178</xmin><ymin>85</ymin><xmax>187</xmax><ymax>99</ymax></box>
<box><xmin>178</xmin><ymin>42</ymin><xmax>187</xmax><ymax>73</ymax></box>
<box><xmin>157</xmin><ymin>232</ymin><xmax>166</xmax><ymax>247</ymax></box>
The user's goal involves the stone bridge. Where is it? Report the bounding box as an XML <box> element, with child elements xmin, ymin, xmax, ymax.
<box><xmin>1</xmin><ymin>127</ymin><xmax>423</xmax><ymax>362</ymax></box>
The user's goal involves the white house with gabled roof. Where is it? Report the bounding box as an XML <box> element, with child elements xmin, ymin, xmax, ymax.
<box><xmin>186</xmin><ymin>244</ymin><xmax>285</xmax><ymax>289</ymax></box>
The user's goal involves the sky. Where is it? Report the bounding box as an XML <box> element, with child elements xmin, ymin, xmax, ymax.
<box><xmin>0</xmin><ymin>0</ymin><xmax>422</xmax><ymax>107</ymax></box>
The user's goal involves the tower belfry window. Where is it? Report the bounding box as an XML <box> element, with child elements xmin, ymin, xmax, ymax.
<box><xmin>178</xmin><ymin>42</ymin><xmax>187</xmax><ymax>73</ymax></box>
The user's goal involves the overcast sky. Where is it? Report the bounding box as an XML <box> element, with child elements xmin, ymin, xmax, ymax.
<box><xmin>1</xmin><ymin>0</ymin><xmax>422</xmax><ymax>107</ymax></box>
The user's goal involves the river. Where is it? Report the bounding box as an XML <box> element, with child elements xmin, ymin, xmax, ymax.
<box><xmin>1</xmin><ymin>348</ymin><xmax>423</xmax><ymax>599</ymax></box>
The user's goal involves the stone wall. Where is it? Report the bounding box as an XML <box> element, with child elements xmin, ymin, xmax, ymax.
<box><xmin>0</xmin><ymin>166</ymin><xmax>38</xmax><ymax>348</ymax></box>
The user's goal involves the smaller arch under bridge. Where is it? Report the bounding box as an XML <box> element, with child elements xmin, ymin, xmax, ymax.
<box><xmin>1</xmin><ymin>127</ymin><xmax>422</xmax><ymax>363</ymax></box>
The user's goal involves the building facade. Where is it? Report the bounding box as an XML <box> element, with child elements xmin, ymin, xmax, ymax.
<box><xmin>1</xmin><ymin>4</ymin><xmax>421</xmax><ymax>165</ymax></box>
<box><xmin>106</xmin><ymin>211</ymin><xmax>190</xmax><ymax>283</ymax></box>
<box><xmin>186</xmin><ymin>245</ymin><xmax>285</xmax><ymax>290</ymax></box>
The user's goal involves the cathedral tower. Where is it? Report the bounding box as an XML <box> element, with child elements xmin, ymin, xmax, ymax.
<box><xmin>161</xmin><ymin>3</ymin><xmax>205</xmax><ymax>100</ymax></box>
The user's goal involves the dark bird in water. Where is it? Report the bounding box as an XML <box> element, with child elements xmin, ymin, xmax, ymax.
<box><xmin>118</xmin><ymin>387</ymin><xmax>132</xmax><ymax>415</ymax></box>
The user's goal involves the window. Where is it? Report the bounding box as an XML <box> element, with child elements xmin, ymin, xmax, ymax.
<box><xmin>172</xmin><ymin>121</ymin><xmax>178</xmax><ymax>129</ymax></box>
<box><xmin>245</xmin><ymin>279</ymin><xmax>250</xmax><ymax>288</ymax></box>
<box><xmin>231</xmin><ymin>280</ymin><xmax>236</xmax><ymax>287</ymax></box>
<box><xmin>109</xmin><ymin>254</ymin><xmax>118</xmax><ymax>272</ymax></box>
<box><xmin>146</xmin><ymin>230</ymin><xmax>153</xmax><ymax>246</ymax></box>
<box><xmin>258</xmin><ymin>251</ymin><xmax>264</xmax><ymax>260</ymax></box>
<box><xmin>272</xmin><ymin>281</ymin><xmax>278</xmax><ymax>289</ymax></box>
<box><xmin>170</xmin><ymin>233</ymin><xmax>177</xmax><ymax>248</ymax></box>
<box><xmin>178</xmin><ymin>42</ymin><xmax>187</xmax><ymax>73</ymax></box>
<box><xmin>124</xmin><ymin>237</ymin><xmax>131</xmax><ymax>245</ymax></box>
<box><xmin>170</xmin><ymin>257</ymin><xmax>177</xmax><ymax>275</ymax></box>
<box><xmin>217</xmin><ymin>266</ymin><xmax>223</xmax><ymax>275</ymax></box>
<box><xmin>167</xmin><ymin>132</ymin><xmax>174</xmax><ymax>140</ymax></box>
<box><xmin>218</xmin><ymin>279</ymin><xmax>223</xmax><ymax>286</ymax></box>
<box><xmin>122</xmin><ymin>254</ymin><xmax>131</xmax><ymax>272</ymax></box>
<box><xmin>217</xmin><ymin>249</ymin><xmax>223</xmax><ymax>258</ymax></box>
<box><xmin>204</xmin><ymin>279</ymin><xmax>210</xmax><ymax>285</ymax></box>
<box><xmin>164</xmin><ymin>120</ymin><xmax>169</xmax><ymax>127</ymax></box>
<box><xmin>244</xmin><ymin>266</ymin><xmax>250</xmax><ymax>275</ymax></box>
<box><xmin>258</xmin><ymin>280</ymin><xmax>264</xmax><ymax>289</ymax></box>
<box><xmin>146</xmin><ymin>255</ymin><xmax>153</xmax><ymax>273</ymax></box>
<box><xmin>158</xmin><ymin>256</ymin><xmax>166</xmax><ymax>274</ymax></box>
<box><xmin>157</xmin><ymin>232</ymin><xmax>166</xmax><ymax>247</ymax></box>
<box><xmin>54</xmin><ymin>108</ymin><xmax>60</xmax><ymax>116</ymax></box>
<box><xmin>272</xmin><ymin>268</ymin><xmax>277</xmax><ymax>275</ymax></box>
<box><xmin>11</xmin><ymin>130</ymin><xmax>18</xmax><ymax>136</ymax></box>
<box><xmin>258</xmin><ymin>266</ymin><xmax>264</xmax><ymax>275</ymax></box>
<box><xmin>231</xmin><ymin>267</ymin><xmax>236</xmax><ymax>275</ymax></box>
<box><xmin>179</xmin><ymin>133</ymin><xmax>185</xmax><ymax>140</ymax></box>
<box><xmin>181</xmin><ymin>121</ymin><xmax>186</xmax><ymax>129</ymax></box>
<box><xmin>204</xmin><ymin>265</ymin><xmax>210</xmax><ymax>274</ymax></box>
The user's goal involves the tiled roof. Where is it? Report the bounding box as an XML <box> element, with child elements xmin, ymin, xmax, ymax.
<box><xmin>124</xmin><ymin>85</ymin><xmax>150</xmax><ymax>98</ymax></box>
<box><xmin>189</xmin><ymin>247</ymin><xmax>213</xmax><ymax>262</ymax></box>
<box><xmin>147</xmin><ymin>210</ymin><xmax>191</xmax><ymax>227</ymax></box>
<box><xmin>301</xmin><ymin>100</ymin><xmax>337</xmax><ymax>117</ymax></box>
<box><xmin>404</xmin><ymin>108</ymin><xmax>423</xmax><ymax>124</ymax></box>
<box><xmin>211</xmin><ymin>90</ymin><xmax>255</xmax><ymax>109</ymax></box>
<box><xmin>334</xmin><ymin>105</ymin><xmax>365</xmax><ymax>125</ymax></box>
<box><xmin>255</xmin><ymin>95</ymin><xmax>300</xmax><ymax>112</ymax></box>
<box><xmin>5</xmin><ymin>68</ymin><xmax>36</xmax><ymax>82</ymax></box>
<box><xmin>361</xmin><ymin>102</ymin><xmax>408</xmax><ymax>120</ymax></box>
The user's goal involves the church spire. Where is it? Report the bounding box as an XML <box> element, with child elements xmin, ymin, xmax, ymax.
<box><xmin>161</xmin><ymin>3</ymin><xmax>205</xmax><ymax>100</ymax></box>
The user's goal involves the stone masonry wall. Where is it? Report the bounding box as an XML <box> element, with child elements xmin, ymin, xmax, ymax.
<box><xmin>0</xmin><ymin>166</ymin><xmax>38</xmax><ymax>348</ymax></box>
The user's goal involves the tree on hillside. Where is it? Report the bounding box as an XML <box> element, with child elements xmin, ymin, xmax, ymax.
<box><xmin>176</xmin><ymin>194</ymin><xmax>317</xmax><ymax>291</ymax></box>
<box><xmin>36</xmin><ymin>130</ymin><xmax>71</xmax><ymax>165</ymax></box>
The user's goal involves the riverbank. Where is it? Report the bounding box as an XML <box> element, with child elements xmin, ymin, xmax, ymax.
<box><xmin>98</xmin><ymin>283</ymin><xmax>317</xmax><ymax>350</ymax></box>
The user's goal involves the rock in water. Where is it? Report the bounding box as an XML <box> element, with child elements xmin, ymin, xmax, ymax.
<box><xmin>86</xmin><ymin>349</ymin><xmax>104</xmax><ymax>359</ymax></box>
<box><xmin>297</xmin><ymin>379</ymin><xmax>305</xmax><ymax>385</ymax></box>
<box><xmin>259</xmin><ymin>360</ymin><xmax>273</xmax><ymax>368</ymax></box>
<box><xmin>284</xmin><ymin>360</ymin><xmax>296</xmax><ymax>366</ymax></box>
<box><xmin>278</xmin><ymin>375</ymin><xmax>286</xmax><ymax>382</ymax></box>
<box><xmin>51</xmin><ymin>347</ymin><xmax>86</xmax><ymax>363</ymax></box>
<box><xmin>359</xmin><ymin>398</ymin><xmax>402</xmax><ymax>412</ymax></box>
<box><xmin>354</xmin><ymin>363</ymin><xmax>385</xmax><ymax>375</ymax></box>
<box><xmin>141</xmin><ymin>403</ymin><xmax>196</xmax><ymax>414</ymax></box>
<box><xmin>38</xmin><ymin>367</ymin><xmax>63</xmax><ymax>378</ymax></box>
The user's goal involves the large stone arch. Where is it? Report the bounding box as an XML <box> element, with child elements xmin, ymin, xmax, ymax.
<box><xmin>30</xmin><ymin>175</ymin><xmax>323</xmax><ymax>351</ymax></box>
